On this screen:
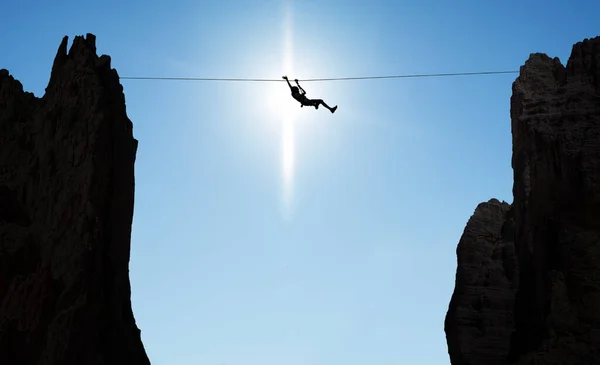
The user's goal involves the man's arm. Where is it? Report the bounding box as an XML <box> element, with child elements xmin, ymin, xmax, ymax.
<box><xmin>295</xmin><ymin>79</ymin><xmax>306</xmax><ymax>94</ymax></box>
<box><xmin>282</xmin><ymin>76</ymin><xmax>293</xmax><ymax>90</ymax></box>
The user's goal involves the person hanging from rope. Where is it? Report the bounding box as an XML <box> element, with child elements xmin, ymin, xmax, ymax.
<box><xmin>282</xmin><ymin>76</ymin><xmax>338</xmax><ymax>113</ymax></box>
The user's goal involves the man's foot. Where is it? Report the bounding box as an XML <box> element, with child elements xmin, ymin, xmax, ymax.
<box><xmin>330</xmin><ymin>105</ymin><xmax>338</xmax><ymax>113</ymax></box>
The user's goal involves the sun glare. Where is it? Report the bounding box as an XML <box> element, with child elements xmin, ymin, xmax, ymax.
<box><xmin>280</xmin><ymin>2</ymin><xmax>296</xmax><ymax>218</ymax></box>
<box><xmin>282</xmin><ymin>115</ymin><xmax>295</xmax><ymax>212</ymax></box>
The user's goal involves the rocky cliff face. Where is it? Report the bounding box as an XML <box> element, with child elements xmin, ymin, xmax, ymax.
<box><xmin>445</xmin><ymin>199</ymin><xmax>516</xmax><ymax>365</ymax></box>
<box><xmin>445</xmin><ymin>36</ymin><xmax>600</xmax><ymax>364</ymax></box>
<box><xmin>0</xmin><ymin>34</ymin><xmax>150</xmax><ymax>364</ymax></box>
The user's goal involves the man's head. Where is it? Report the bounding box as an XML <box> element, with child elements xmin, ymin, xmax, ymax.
<box><xmin>291</xmin><ymin>86</ymin><xmax>299</xmax><ymax>93</ymax></box>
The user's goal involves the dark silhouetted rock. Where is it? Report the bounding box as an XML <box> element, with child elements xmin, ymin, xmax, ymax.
<box><xmin>446</xmin><ymin>36</ymin><xmax>600</xmax><ymax>364</ymax></box>
<box><xmin>445</xmin><ymin>199</ymin><xmax>516</xmax><ymax>365</ymax></box>
<box><xmin>0</xmin><ymin>34</ymin><xmax>150</xmax><ymax>365</ymax></box>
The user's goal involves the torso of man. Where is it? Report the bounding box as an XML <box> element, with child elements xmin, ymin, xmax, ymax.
<box><xmin>292</xmin><ymin>91</ymin><xmax>307</xmax><ymax>104</ymax></box>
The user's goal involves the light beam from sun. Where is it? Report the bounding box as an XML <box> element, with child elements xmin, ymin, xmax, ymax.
<box><xmin>282</xmin><ymin>116</ymin><xmax>294</xmax><ymax>212</ymax></box>
<box><xmin>281</xmin><ymin>1</ymin><xmax>295</xmax><ymax>219</ymax></box>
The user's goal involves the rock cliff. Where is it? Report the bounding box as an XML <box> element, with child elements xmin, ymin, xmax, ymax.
<box><xmin>445</xmin><ymin>199</ymin><xmax>516</xmax><ymax>364</ymax></box>
<box><xmin>445</xmin><ymin>36</ymin><xmax>600</xmax><ymax>364</ymax></box>
<box><xmin>0</xmin><ymin>34</ymin><xmax>150</xmax><ymax>364</ymax></box>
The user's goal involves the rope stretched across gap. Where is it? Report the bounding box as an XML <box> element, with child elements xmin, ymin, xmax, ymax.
<box><xmin>119</xmin><ymin>70</ymin><xmax>519</xmax><ymax>82</ymax></box>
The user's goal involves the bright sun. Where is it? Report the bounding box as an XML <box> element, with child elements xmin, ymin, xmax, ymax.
<box><xmin>279</xmin><ymin>2</ymin><xmax>297</xmax><ymax>217</ymax></box>
<box><xmin>266</xmin><ymin>83</ymin><xmax>301</xmax><ymax>121</ymax></box>
<box><xmin>266</xmin><ymin>2</ymin><xmax>300</xmax><ymax>121</ymax></box>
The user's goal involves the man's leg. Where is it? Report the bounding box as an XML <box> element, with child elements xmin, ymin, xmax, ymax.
<box><xmin>304</xmin><ymin>99</ymin><xmax>318</xmax><ymax>109</ymax></box>
<box><xmin>313</xmin><ymin>99</ymin><xmax>337</xmax><ymax>113</ymax></box>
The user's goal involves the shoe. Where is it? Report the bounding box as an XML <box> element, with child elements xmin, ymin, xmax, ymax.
<box><xmin>331</xmin><ymin>106</ymin><xmax>338</xmax><ymax>113</ymax></box>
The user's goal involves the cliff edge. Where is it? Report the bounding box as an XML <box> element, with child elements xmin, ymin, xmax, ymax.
<box><xmin>0</xmin><ymin>34</ymin><xmax>150</xmax><ymax>364</ymax></box>
<box><xmin>446</xmin><ymin>36</ymin><xmax>600</xmax><ymax>364</ymax></box>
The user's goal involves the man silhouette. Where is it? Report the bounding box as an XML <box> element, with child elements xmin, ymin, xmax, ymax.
<box><xmin>283</xmin><ymin>76</ymin><xmax>337</xmax><ymax>113</ymax></box>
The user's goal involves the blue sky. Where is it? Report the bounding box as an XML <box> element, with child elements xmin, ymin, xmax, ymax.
<box><xmin>1</xmin><ymin>1</ymin><xmax>599</xmax><ymax>364</ymax></box>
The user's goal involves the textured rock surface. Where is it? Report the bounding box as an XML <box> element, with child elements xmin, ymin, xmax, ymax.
<box><xmin>446</xmin><ymin>36</ymin><xmax>600</xmax><ymax>364</ymax></box>
<box><xmin>445</xmin><ymin>199</ymin><xmax>516</xmax><ymax>365</ymax></box>
<box><xmin>0</xmin><ymin>34</ymin><xmax>150</xmax><ymax>364</ymax></box>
